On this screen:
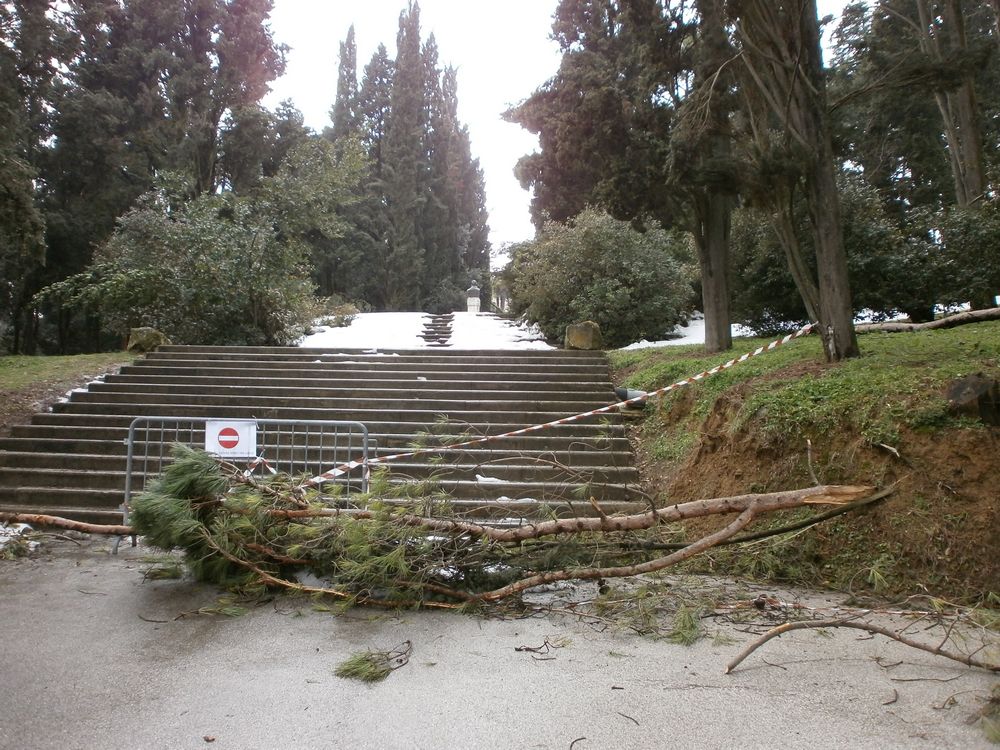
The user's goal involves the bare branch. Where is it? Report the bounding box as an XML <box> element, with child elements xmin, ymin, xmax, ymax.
<box><xmin>725</xmin><ymin>618</ymin><xmax>1000</xmax><ymax>674</ymax></box>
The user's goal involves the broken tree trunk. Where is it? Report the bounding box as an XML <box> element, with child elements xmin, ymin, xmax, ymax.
<box><xmin>855</xmin><ymin>306</ymin><xmax>1000</xmax><ymax>334</ymax></box>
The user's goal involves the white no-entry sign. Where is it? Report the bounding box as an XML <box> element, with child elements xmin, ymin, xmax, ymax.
<box><xmin>205</xmin><ymin>420</ymin><xmax>257</xmax><ymax>458</ymax></box>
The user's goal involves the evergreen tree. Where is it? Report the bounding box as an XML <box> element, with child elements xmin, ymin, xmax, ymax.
<box><xmin>329</xmin><ymin>25</ymin><xmax>360</xmax><ymax>142</ymax></box>
<box><xmin>0</xmin><ymin>2</ymin><xmax>47</xmax><ymax>352</ymax></box>
<box><xmin>382</xmin><ymin>2</ymin><xmax>427</xmax><ymax>310</ymax></box>
<box><xmin>23</xmin><ymin>0</ymin><xmax>287</xmax><ymax>352</ymax></box>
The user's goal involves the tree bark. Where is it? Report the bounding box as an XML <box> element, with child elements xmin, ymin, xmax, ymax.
<box><xmin>771</xmin><ymin>189</ymin><xmax>821</xmax><ymax>324</ymax></box>
<box><xmin>736</xmin><ymin>0</ymin><xmax>859</xmax><ymax>360</ymax></box>
<box><xmin>725</xmin><ymin>617</ymin><xmax>1000</xmax><ymax>674</ymax></box>
<box><xmin>799</xmin><ymin>0</ymin><xmax>859</xmax><ymax>361</ymax></box>
<box><xmin>915</xmin><ymin>0</ymin><xmax>987</xmax><ymax>208</ymax></box>
<box><xmin>693</xmin><ymin>0</ymin><xmax>735</xmax><ymax>354</ymax></box>
<box><xmin>695</xmin><ymin>190</ymin><xmax>733</xmax><ymax>353</ymax></box>
<box><xmin>0</xmin><ymin>512</ymin><xmax>133</xmax><ymax>536</ymax></box>
<box><xmin>855</xmin><ymin>305</ymin><xmax>1000</xmax><ymax>332</ymax></box>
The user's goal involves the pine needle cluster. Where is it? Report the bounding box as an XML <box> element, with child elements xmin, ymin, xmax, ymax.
<box><xmin>130</xmin><ymin>445</ymin><xmax>535</xmax><ymax>602</ymax></box>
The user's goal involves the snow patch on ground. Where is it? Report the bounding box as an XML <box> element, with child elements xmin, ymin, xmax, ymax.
<box><xmin>299</xmin><ymin>312</ymin><xmax>552</xmax><ymax>350</ymax></box>
<box><xmin>449</xmin><ymin>313</ymin><xmax>552</xmax><ymax>350</ymax></box>
<box><xmin>298</xmin><ymin>310</ymin><xmax>798</xmax><ymax>352</ymax></box>
<box><xmin>0</xmin><ymin>524</ymin><xmax>39</xmax><ymax>553</ymax></box>
<box><xmin>620</xmin><ymin>313</ymin><xmax>755</xmax><ymax>351</ymax></box>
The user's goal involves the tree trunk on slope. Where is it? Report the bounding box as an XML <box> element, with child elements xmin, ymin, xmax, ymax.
<box><xmin>695</xmin><ymin>189</ymin><xmax>733</xmax><ymax>353</ymax></box>
<box><xmin>735</xmin><ymin>0</ymin><xmax>859</xmax><ymax>360</ymax></box>
<box><xmin>800</xmin><ymin>0</ymin><xmax>859</xmax><ymax>360</ymax></box>
<box><xmin>693</xmin><ymin>0</ymin><xmax>735</xmax><ymax>353</ymax></box>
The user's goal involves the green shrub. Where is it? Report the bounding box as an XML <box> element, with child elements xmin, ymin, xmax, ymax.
<box><xmin>506</xmin><ymin>209</ymin><xmax>696</xmax><ymax>347</ymax></box>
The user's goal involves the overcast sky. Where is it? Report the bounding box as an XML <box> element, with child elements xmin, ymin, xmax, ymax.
<box><xmin>264</xmin><ymin>1</ymin><xmax>848</xmax><ymax>252</ymax></box>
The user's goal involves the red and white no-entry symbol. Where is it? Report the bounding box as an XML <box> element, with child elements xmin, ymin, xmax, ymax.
<box><xmin>205</xmin><ymin>420</ymin><xmax>257</xmax><ymax>458</ymax></box>
<box><xmin>217</xmin><ymin>427</ymin><xmax>240</xmax><ymax>449</ymax></box>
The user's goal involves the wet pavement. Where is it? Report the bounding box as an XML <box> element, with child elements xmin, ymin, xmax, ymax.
<box><xmin>0</xmin><ymin>536</ymin><xmax>995</xmax><ymax>750</ymax></box>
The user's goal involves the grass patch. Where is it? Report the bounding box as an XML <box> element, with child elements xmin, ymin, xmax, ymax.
<box><xmin>611</xmin><ymin>323</ymin><xmax>1000</xmax><ymax>600</ymax></box>
<box><xmin>611</xmin><ymin>324</ymin><xmax>1000</xmax><ymax>446</ymax></box>
<box><xmin>0</xmin><ymin>352</ymin><xmax>134</xmax><ymax>391</ymax></box>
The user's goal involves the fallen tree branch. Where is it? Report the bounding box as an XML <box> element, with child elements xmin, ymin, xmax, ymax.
<box><xmin>475</xmin><ymin>505</ymin><xmax>759</xmax><ymax>602</ymax></box>
<box><xmin>725</xmin><ymin>617</ymin><xmax>1000</xmax><ymax>674</ymax></box>
<box><xmin>1</xmin><ymin>484</ymin><xmax>875</xmax><ymax>544</ymax></box>
<box><xmin>621</xmin><ymin>485</ymin><xmax>896</xmax><ymax>552</ymax></box>
<box><xmin>200</xmin><ymin>531</ymin><xmax>465</xmax><ymax>611</ymax></box>
<box><xmin>289</xmin><ymin>484</ymin><xmax>874</xmax><ymax>543</ymax></box>
<box><xmin>855</xmin><ymin>306</ymin><xmax>1000</xmax><ymax>334</ymax></box>
<box><xmin>0</xmin><ymin>513</ymin><xmax>131</xmax><ymax>536</ymax></box>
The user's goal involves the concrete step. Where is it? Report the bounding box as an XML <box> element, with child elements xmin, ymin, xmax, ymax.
<box><xmin>157</xmin><ymin>345</ymin><xmax>606</xmax><ymax>361</ymax></box>
<box><xmin>0</xmin><ymin>344</ymin><xmax>644</xmax><ymax>523</ymax></box>
<box><xmin>119</xmin><ymin>363</ymin><xmax>609</xmax><ymax>384</ymax></box>
<box><xmin>104</xmin><ymin>372</ymin><xmax>612</xmax><ymax>392</ymax></box>
<box><xmin>68</xmin><ymin>389</ymin><xmax>615</xmax><ymax>413</ymax></box>
<box><xmin>132</xmin><ymin>356</ymin><xmax>611</xmax><ymax>376</ymax></box>
<box><xmin>46</xmin><ymin>403</ymin><xmax>624</xmax><ymax>432</ymax></box>
<box><xmin>1</xmin><ymin>431</ymin><xmax>632</xmax><ymax>456</ymax></box>
<box><xmin>0</xmin><ymin>485</ymin><xmax>122</xmax><ymax>511</ymax></box>
<box><xmin>0</xmin><ymin>452</ymin><xmax>638</xmax><ymax>484</ymax></box>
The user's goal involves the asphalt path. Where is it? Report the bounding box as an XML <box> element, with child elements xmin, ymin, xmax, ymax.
<box><xmin>0</xmin><ymin>537</ymin><xmax>995</xmax><ymax>750</ymax></box>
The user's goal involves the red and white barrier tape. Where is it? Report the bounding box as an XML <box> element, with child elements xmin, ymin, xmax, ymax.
<box><xmin>243</xmin><ymin>455</ymin><xmax>278</xmax><ymax>478</ymax></box>
<box><xmin>297</xmin><ymin>323</ymin><xmax>816</xmax><ymax>488</ymax></box>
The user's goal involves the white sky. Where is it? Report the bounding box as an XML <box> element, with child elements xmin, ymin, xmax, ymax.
<box><xmin>265</xmin><ymin>1</ymin><xmax>848</xmax><ymax>251</ymax></box>
<box><xmin>264</xmin><ymin>0</ymin><xmax>562</xmax><ymax>251</ymax></box>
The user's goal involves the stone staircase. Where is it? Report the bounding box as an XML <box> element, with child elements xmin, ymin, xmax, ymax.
<box><xmin>0</xmin><ymin>345</ymin><xmax>643</xmax><ymax>524</ymax></box>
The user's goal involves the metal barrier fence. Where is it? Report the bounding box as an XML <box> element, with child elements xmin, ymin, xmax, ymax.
<box><xmin>122</xmin><ymin>417</ymin><xmax>371</xmax><ymax>528</ymax></box>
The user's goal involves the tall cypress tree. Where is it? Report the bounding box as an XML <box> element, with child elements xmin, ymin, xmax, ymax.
<box><xmin>383</xmin><ymin>2</ymin><xmax>427</xmax><ymax>309</ymax></box>
<box><xmin>330</xmin><ymin>4</ymin><xmax>491</xmax><ymax>311</ymax></box>
<box><xmin>329</xmin><ymin>25</ymin><xmax>359</xmax><ymax>142</ymax></box>
<box><xmin>350</xmin><ymin>44</ymin><xmax>395</xmax><ymax>307</ymax></box>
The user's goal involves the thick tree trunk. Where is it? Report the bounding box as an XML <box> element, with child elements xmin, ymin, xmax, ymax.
<box><xmin>943</xmin><ymin>0</ymin><xmax>986</xmax><ymax>205</ymax></box>
<box><xmin>696</xmin><ymin>190</ymin><xmax>733</xmax><ymax>353</ymax></box>
<box><xmin>916</xmin><ymin>0</ymin><xmax>987</xmax><ymax>208</ymax></box>
<box><xmin>800</xmin><ymin>0</ymin><xmax>859</xmax><ymax>361</ymax></box>
<box><xmin>693</xmin><ymin>0</ymin><xmax>734</xmax><ymax>354</ymax></box>
<box><xmin>805</xmin><ymin>140</ymin><xmax>859</xmax><ymax>361</ymax></box>
<box><xmin>770</xmin><ymin>190</ymin><xmax>821</xmax><ymax>324</ymax></box>
<box><xmin>855</xmin><ymin>305</ymin><xmax>1000</xmax><ymax>332</ymax></box>
<box><xmin>735</xmin><ymin>1</ymin><xmax>859</xmax><ymax>359</ymax></box>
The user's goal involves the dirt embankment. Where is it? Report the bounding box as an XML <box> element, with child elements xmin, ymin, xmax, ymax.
<box><xmin>626</xmin><ymin>371</ymin><xmax>1000</xmax><ymax>602</ymax></box>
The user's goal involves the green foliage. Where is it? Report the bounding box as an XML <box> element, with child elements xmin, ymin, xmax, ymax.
<box><xmin>507</xmin><ymin>209</ymin><xmax>696</xmax><ymax>347</ymax></box>
<box><xmin>335</xmin><ymin>651</ymin><xmax>395</xmax><ymax>682</ymax></box>
<box><xmin>130</xmin><ymin>445</ymin><xmax>251</xmax><ymax>584</ymax></box>
<box><xmin>504</xmin><ymin>0</ymin><xmax>683</xmax><ymax>229</ymax></box>
<box><xmin>612</xmin><ymin>323</ymin><xmax>1000</xmax><ymax>450</ymax></box>
<box><xmin>730</xmin><ymin>174</ymin><xmax>920</xmax><ymax>333</ymax></box>
<box><xmin>36</xmin><ymin>136</ymin><xmax>365</xmax><ymax>346</ymax></box>
<box><xmin>335</xmin><ymin>642</ymin><xmax>411</xmax><ymax>682</ymax></box>
<box><xmin>667</xmin><ymin>605</ymin><xmax>703</xmax><ymax>646</ymax></box>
